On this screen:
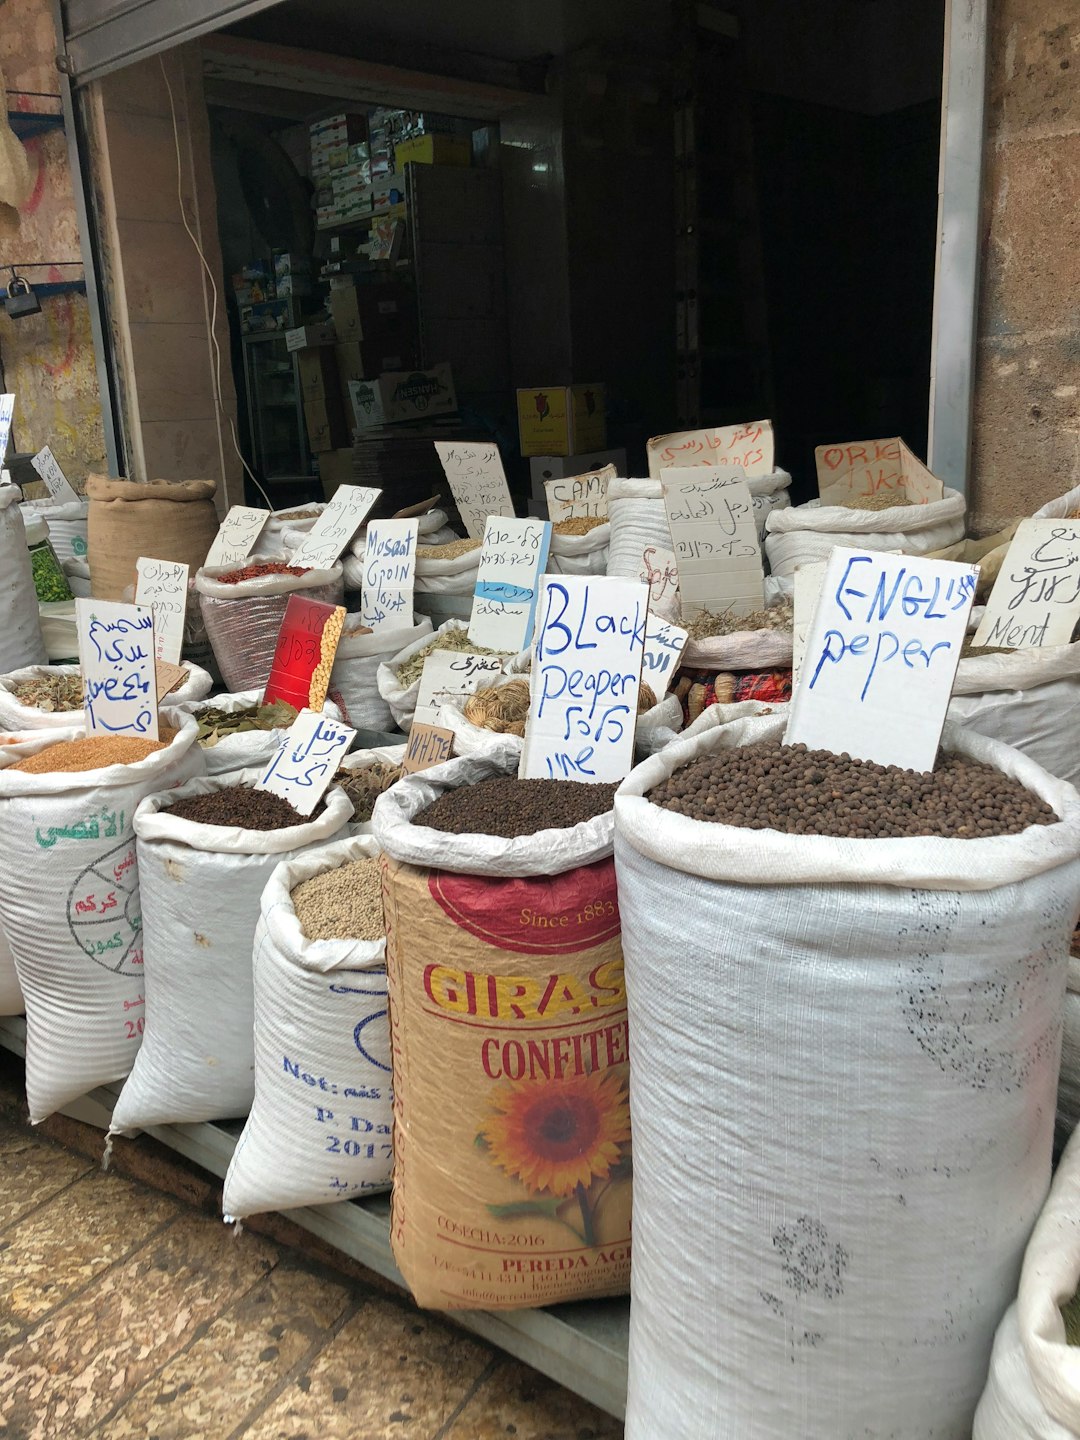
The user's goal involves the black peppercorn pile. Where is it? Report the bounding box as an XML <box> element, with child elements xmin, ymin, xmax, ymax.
<box><xmin>413</xmin><ymin>776</ymin><xmax>617</xmax><ymax>838</ymax></box>
<box><xmin>166</xmin><ymin>783</ymin><xmax>321</xmax><ymax>831</ymax></box>
<box><xmin>648</xmin><ymin>741</ymin><xmax>1057</xmax><ymax>839</ymax></box>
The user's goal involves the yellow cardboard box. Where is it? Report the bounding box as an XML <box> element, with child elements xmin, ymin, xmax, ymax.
<box><xmin>516</xmin><ymin>384</ymin><xmax>606</xmax><ymax>457</ymax></box>
<box><xmin>394</xmin><ymin>134</ymin><xmax>471</xmax><ymax>168</ymax></box>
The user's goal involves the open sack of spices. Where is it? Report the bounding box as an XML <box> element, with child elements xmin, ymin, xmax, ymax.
<box><xmin>340</xmin><ymin>508</ymin><xmax>462</xmax><ymax>592</ymax></box>
<box><xmin>222</xmin><ymin>832</ymin><xmax>393</xmax><ymax>1220</ymax></box>
<box><xmin>250</xmin><ymin>503</ymin><xmax>325</xmax><ymax>555</ymax></box>
<box><xmin>336</xmin><ymin>745</ymin><xmax>406</xmax><ymax>833</ymax></box>
<box><xmin>174</xmin><ymin>690</ymin><xmax>342</xmax><ymax>776</ymax></box>
<box><xmin>373</xmin><ymin>745</ymin><xmax>632</xmax><ymax>1312</ymax></box>
<box><xmin>614</xmin><ymin>714</ymin><xmax>1080</xmax><ymax>1440</ymax></box>
<box><xmin>546</xmin><ymin>515</ymin><xmax>610</xmax><ymax>577</ymax></box>
<box><xmin>327</xmin><ymin>611</ymin><xmax>432</xmax><ymax>731</ymax></box>
<box><xmin>376</xmin><ymin>617</ymin><xmax>513</xmax><ymax>731</ymax></box>
<box><xmin>0</xmin><ymin>716</ymin><xmax>205</xmax><ymax>1123</ymax></box>
<box><xmin>109</xmin><ymin>770</ymin><xmax>353</xmax><ymax>1136</ymax></box>
<box><xmin>763</xmin><ymin>486</ymin><xmax>966</xmax><ymax>577</ymax></box>
<box><xmin>0</xmin><ymin>661</ymin><xmax>213</xmax><ymax>731</ymax></box>
<box><xmin>195</xmin><ymin>557</ymin><xmax>344</xmax><ymax>693</ymax></box>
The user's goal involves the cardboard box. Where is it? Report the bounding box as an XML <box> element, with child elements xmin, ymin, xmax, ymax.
<box><xmin>395</xmin><ymin>134</ymin><xmax>471</xmax><ymax>168</ymax></box>
<box><xmin>240</xmin><ymin>299</ymin><xmax>292</xmax><ymax>334</ymax></box>
<box><xmin>285</xmin><ymin>323</ymin><xmax>336</xmax><ymax>353</ymax></box>
<box><xmin>516</xmin><ymin>384</ymin><xmax>606</xmax><ymax>457</ymax></box>
<box><xmin>303</xmin><ymin>394</ymin><xmax>349</xmax><ymax>453</ymax></box>
<box><xmin>328</xmin><ymin>283</ymin><xmax>413</xmax><ymax>344</ymax></box>
<box><xmin>275</xmin><ymin>274</ymin><xmax>312</xmax><ymax>298</ymax></box>
<box><xmin>273</xmin><ymin>251</ymin><xmax>310</xmax><ymax>278</ymax></box>
<box><xmin>349</xmin><ymin>363</ymin><xmax>457</xmax><ymax>428</ymax></box>
<box><xmin>334</xmin><ymin>339</ymin><xmax>415</xmax><ymax>409</ymax></box>
<box><xmin>296</xmin><ymin>345</ymin><xmax>340</xmax><ymax>404</ymax></box>
<box><xmin>317</xmin><ymin>448</ymin><xmax>355</xmax><ymax>500</ymax></box>
<box><xmin>528</xmin><ymin>448</ymin><xmax>627</xmax><ymax>505</ymax></box>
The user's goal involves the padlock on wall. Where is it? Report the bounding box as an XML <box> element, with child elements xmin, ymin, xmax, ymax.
<box><xmin>3</xmin><ymin>273</ymin><xmax>40</xmax><ymax>319</ymax></box>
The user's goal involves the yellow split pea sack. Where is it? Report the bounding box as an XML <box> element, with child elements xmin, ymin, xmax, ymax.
<box><xmin>381</xmin><ymin>853</ymin><xmax>632</xmax><ymax>1310</ymax></box>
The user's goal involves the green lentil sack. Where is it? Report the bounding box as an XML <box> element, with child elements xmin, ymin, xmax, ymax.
<box><xmin>223</xmin><ymin>834</ymin><xmax>393</xmax><ymax>1220</ymax></box>
<box><xmin>0</xmin><ymin>715</ymin><xmax>204</xmax><ymax>1123</ymax></box>
<box><xmin>109</xmin><ymin>769</ymin><xmax>352</xmax><ymax>1135</ymax></box>
<box><xmin>614</xmin><ymin>714</ymin><xmax>1080</xmax><ymax>1440</ymax></box>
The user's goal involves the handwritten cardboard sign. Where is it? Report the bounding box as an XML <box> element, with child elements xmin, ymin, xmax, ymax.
<box><xmin>467</xmin><ymin>516</ymin><xmax>552</xmax><ymax>653</ymax></box>
<box><xmin>544</xmin><ymin>464</ymin><xmax>615</xmax><ymax>522</ymax></box>
<box><xmin>641</xmin><ymin>614</ymin><xmax>688</xmax><ymax>697</ymax></box>
<box><xmin>647</xmin><ymin>420</ymin><xmax>774</xmax><ymax>479</ymax></box>
<box><xmin>204</xmin><ymin>506</ymin><xmax>270</xmax><ymax>568</ymax></box>
<box><xmin>134</xmin><ymin>558</ymin><xmax>189</xmax><ymax>665</ymax></box>
<box><xmin>155</xmin><ymin>659</ymin><xmax>188</xmax><ymax>700</ymax></box>
<box><xmin>413</xmin><ymin>649</ymin><xmax>507</xmax><ymax>727</ymax></box>
<box><xmin>401</xmin><ymin>722</ymin><xmax>454</xmax><ymax>776</ymax></box>
<box><xmin>30</xmin><ymin>445</ymin><xmax>80</xmax><ymax>505</ymax></box>
<box><xmin>639</xmin><ymin>543</ymin><xmax>680</xmax><ymax>619</ymax></box>
<box><xmin>255</xmin><ymin>709</ymin><xmax>357</xmax><ymax>816</ymax></box>
<box><xmin>290</xmin><ymin>485</ymin><xmax>380</xmax><ymax>568</ymax></box>
<box><xmin>263</xmin><ymin>596</ymin><xmax>346</xmax><ymax>712</ymax></box>
<box><xmin>785</xmin><ymin>548</ymin><xmax>977</xmax><ymax>771</ymax></box>
<box><xmin>520</xmin><ymin>575</ymin><xmax>648</xmax><ymax>783</ymax></box>
<box><xmin>359</xmin><ymin>519</ymin><xmax>418</xmax><ymax>633</ymax></box>
<box><xmin>661</xmin><ymin>468</ymin><xmax>764</xmax><ymax>618</ymax></box>
<box><xmin>0</xmin><ymin>395</ymin><xmax>13</xmax><ymax>464</ymax></box>
<box><xmin>814</xmin><ymin>437</ymin><xmax>944</xmax><ymax>507</ymax></box>
<box><xmin>973</xmin><ymin>518</ymin><xmax>1080</xmax><ymax>649</ymax></box>
<box><xmin>76</xmin><ymin>598</ymin><xmax>159</xmax><ymax>740</ymax></box>
<box><xmin>433</xmin><ymin>441</ymin><xmax>514</xmax><ymax>541</ymax></box>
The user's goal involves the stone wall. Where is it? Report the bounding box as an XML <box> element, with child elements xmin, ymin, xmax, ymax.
<box><xmin>971</xmin><ymin>0</ymin><xmax>1080</xmax><ymax>530</ymax></box>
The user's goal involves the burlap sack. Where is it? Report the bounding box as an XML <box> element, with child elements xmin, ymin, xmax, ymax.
<box><xmin>87</xmin><ymin>476</ymin><xmax>219</xmax><ymax>600</ymax></box>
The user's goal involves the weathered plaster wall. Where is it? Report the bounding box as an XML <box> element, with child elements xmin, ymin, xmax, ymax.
<box><xmin>971</xmin><ymin>0</ymin><xmax>1080</xmax><ymax>529</ymax></box>
<box><xmin>0</xmin><ymin>0</ymin><xmax>106</xmax><ymax>485</ymax></box>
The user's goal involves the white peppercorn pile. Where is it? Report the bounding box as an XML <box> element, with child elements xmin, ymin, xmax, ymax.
<box><xmin>648</xmin><ymin>741</ymin><xmax>1057</xmax><ymax>839</ymax></box>
<box><xmin>291</xmin><ymin>857</ymin><xmax>385</xmax><ymax>941</ymax></box>
<box><xmin>414</xmin><ymin>776</ymin><xmax>617</xmax><ymax>838</ymax></box>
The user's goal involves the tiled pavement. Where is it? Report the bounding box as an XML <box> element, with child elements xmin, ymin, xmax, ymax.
<box><xmin>0</xmin><ymin>1059</ymin><xmax>623</xmax><ymax>1440</ymax></box>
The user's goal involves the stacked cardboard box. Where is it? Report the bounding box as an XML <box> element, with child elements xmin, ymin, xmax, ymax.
<box><xmin>516</xmin><ymin>384</ymin><xmax>607</xmax><ymax>457</ymax></box>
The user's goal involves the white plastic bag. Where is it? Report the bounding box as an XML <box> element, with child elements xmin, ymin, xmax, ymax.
<box><xmin>222</xmin><ymin>833</ymin><xmax>392</xmax><ymax>1218</ymax></box>
<box><xmin>764</xmin><ymin>488</ymin><xmax>966</xmax><ymax>576</ymax></box>
<box><xmin>547</xmin><ymin>522</ymin><xmax>610</xmax><ymax>576</ymax></box>
<box><xmin>1058</xmin><ymin>952</ymin><xmax>1080</xmax><ymax>1138</ymax></box>
<box><xmin>0</xmin><ymin>715</ymin><xmax>205</xmax><ymax>1122</ymax></box>
<box><xmin>252</xmin><ymin>505</ymin><xmax>325</xmax><ymax>556</ymax></box>
<box><xmin>615</xmin><ymin>714</ymin><xmax>1080</xmax><ymax>1440</ymax></box>
<box><xmin>974</xmin><ymin>1126</ymin><xmax>1080</xmax><ymax>1438</ymax></box>
<box><xmin>110</xmin><ymin>770</ymin><xmax>352</xmax><ymax>1132</ymax></box>
<box><xmin>63</xmin><ymin>558</ymin><xmax>91</xmax><ymax>599</ymax></box>
<box><xmin>329</xmin><ymin>613</ymin><xmax>431</xmax><ymax>730</ymax></box>
<box><xmin>948</xmin><ymin>644</ymin><xmax>1080</xmax><ymax>788</ymax></box>
<box><xmin>174</xmin><ymin>690</ymin><xmax>344</xmax><ymax>777</ymax></box>
<box><xmin>0</xmin><ymin>731</ymin><xmax>62</xmax><ymax>1016</ymax></box>
<box><xmin>0</xmin><ymin>662</ymin><xmax>213</xmax><ymax>732</ymax></box>
<box><xmin>0</xmin><ymin>485</ymin><xmax>47</xmax><ymax>672</ymax></box>
<box><xmin>1035</xmin><ymin>485</ymin><xmax>1080</xmax><ymax>521</ymax></box>
<box><xmin>20</xmin><ymin>497</ymin><xmax>89</xmax><ymax>565</ymax></box>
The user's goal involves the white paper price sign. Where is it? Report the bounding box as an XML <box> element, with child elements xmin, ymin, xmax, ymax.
<box><xmin>291</xmin><ymin>486</ymin><xmax>380</xmax><ymax>568</ymax></box>
<box><xmin>973</xmin><ymin>519</ymin><xmax>1080</xmax><ymax>649</ymax></box>
<box><xmin>255</xmin><ymin>709</ymin><xmax>357</xmax><ymax>816</ymax></box>
<box><xmin>359</xmin><ymin>518</ymin><xmax>418</xmax><ymax>633</ymax></box>
<box><xmin>647</xmin><ymin>420</ymin><xmax>774</xmax><ymax>479</ymax></box>
<box><xmin>30</xmin><ymin>445</ymin><xmax>80</xmax><ymax>505</ymax></box>
<box><xmin>639</xmin><ymin>543</ymin><xmax>680</xmax><ymax>620</ymax></box>
<box><xmin>544</xmin><ymin>464</ymin><xmax>615</xmax><ymax>522</ymax></box>
<box><xmin>0</xmin><ymin>395</ymin><xmax>13</xmax><ymax>464</ymax></box>
<box><xmin>467</xmin><ymin>516</ymin><xmax>552</xmax><ymax>653</ymax></box>
<box><xmin>134</xmin><ymin>558</ymin><xmax>189</xmax><ymax>665</ymax></box>
<box><xmin>204</xmin><ymin>506</ymin><xmax>271</xmax><ymax>568</ymax></box>
<box><xmin>662</xmin><ymin>468</ymin><xmax>764</xmax><ymax>618</ymax></box>
<box><xmin>520</xmin><ymin>575</ymin><xmax>648</xmax><ymax>783</ymax></box>
<box><xmin>76</xmin><ymin>598</ymin><xmax>159</xmax><ymax>740</ymax></box>
<box><xmin>814</xmin><ymin>437</ymin><xmax>943</xmax><ymax>507</ymax></box>
<box><xmin>791</xmin><ymin>561</ymin><xmax>827</xmax><ymax>684</ymax></box>
<box><xmin>785</xmin><ymin>548</ymin><xmax>977</xmax><ymax>772</ymax></box>
<box><xmin>414</xmin><ymin>649</ymin><xmax>507</xmax><ymax>727</ymax></box>
<box><xmin>433</xmin><ymin>441</ymin><xmax>514</xmax><ymax>541</ymax></box>
<box><xmin>641</xmin><ymin>614</ymin><xmax>688</xmax><ymax>697</ymax></box>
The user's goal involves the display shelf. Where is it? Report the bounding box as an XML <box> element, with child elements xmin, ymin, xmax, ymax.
<box><xmin>0</xmin><ymin>1015</ymin><xmax>629</xmax><ymax>1420</ymax></box>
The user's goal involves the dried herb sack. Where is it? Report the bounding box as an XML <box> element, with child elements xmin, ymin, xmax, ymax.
<box><xmin>0</xmin><ymin>662</ymin><xmax>213</xmax><ymax>732</ymax></box>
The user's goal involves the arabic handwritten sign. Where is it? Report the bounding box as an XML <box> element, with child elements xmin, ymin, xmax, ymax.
<box><xmin>972</xmin><ymin>519</ymin><xmax>1080</xmax><ymax>649</ymax></box>
<box><xmin>641</xmin><ymin>615</ymin><xmax>688</xmax><ymax>697</ymax></box>
<box><xmin>359</xmin><ymin>519</ymin><xmax>418</xmax><ymax>633</ymax></box>
<box><xmin>814</xmin><ymin>437</ymin><xmax>944</xmax><ymax>507</ymax></box>
<box><xmin>413</xmin><ymin>650</ymin><xmax>507</xmax><ymax>728</ymax></box>
<box><xmin>544</xmin><ymin>464</ymin><xmax>615</xmax><ymax>522</ymax></box>
<box><xmin>520</xmin><ymin>575</ymin><xmax>648</xmax><ymax>783</ymax></box>
<box><xmin>135</xmin><ymin>558</ymin><xmax>188</xmax><ymax>665</ymax></box>
<box><xmin>785</xmin><ymin>548</ymin><xmax>977</xmax><ymax>771</ymax></box>
<box><xmin>467</xmin><ymin>516</ymin><xmax>552</xmax><ymax>653</ymax></box>
<box><xmin>0</xmin><ymin>395</ymin><xmax>13</xmax><ymax>464</ymax></box>
<box><xmin>433</xmin><ymin>441</ymin><xmax>514</xmax><ymax>541</ymax></box>
<box><xmin>263</xmin><ymin>596</ymin><xmax>346</xmax><ymax>712</ymax></box>
<box><xmin>661</xmin><ymin>468</ymin><xmax>764</xmax><ymax>618</ymax></box>
<box><xmin>401</xmin><ymin>722</ymin><xmax>454</xmax><ymax>776</ymax></box>
<box><xmin>647</xmin><ymin>420</ymin><xmax>774</xmax><ymax>479</ymax></box>
<box><xmin>204</xmin><ymin>506</ymin><xmax>271</xmax><ymax>568</ymax></box>
<box><xmin>30</xmin><ymin>445</ymin><xmax>80</xmax><ymax>506</ymax></box>
<box><xmin>290</xmin><ymin>485</ymin><xmax>380</xmax><ymax>568</ymax></box>
<box><xmin>255</xmin><ymin>709</ymin><xmax>357</xmax><ymax>816</ymax></box>
<box><xmin>76</xmin><ymin>598</ymin><xmax>159</xmax><ymax>739</ymax></box>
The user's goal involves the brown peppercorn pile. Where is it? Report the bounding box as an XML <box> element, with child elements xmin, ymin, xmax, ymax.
<box><xmin>11</xmin><ymin>733</ymin><xmax>174</xmax><ymax>774</ymax></box>
<box><xmin>647</xmin><ymin>740</ymin><xmax>1057</xmax><ymax>839</ymax></box>
<box><xmin>414</xmin><ymin>775</ymin><xmax>616</xmax><ymax>838</ymax></box>
<box><xmin>165</xmin><ymin>783</ymin><xmax>320</xmax><ymax>831</ymax></box>
<box><xmin>839</xmin><ymin>490</ymin><xmax>914</xmax><ymax>512</ymax></box>
<box><xmin>214</xmin><ymin>561</ymin><xmax>310</xmax><ymax>584</ymax></box>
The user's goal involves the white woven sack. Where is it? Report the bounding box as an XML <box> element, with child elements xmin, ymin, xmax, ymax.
<box><xmin>615</xmin><ymin>715</ymin><xmax>1080</xmax><ymax>1440</ymax></box>
<box><xmin>764</xmin><ymin>488</ymin><xmax>966</xmax><ymax>577</ymax></box>
<box><xmin>329</xmin><ymin>614</ymin><xmax>431</xmax><ymax>730</ymax></box>
<box><xmin>63</xmin><ymin>558</ymin><xmax>91</xmax><ymax>599</ymax></box>
<box><xmin>1060</xmin><ymin>955</ymin><xmax>1080</xmax><ymax>1138</ymax></box>
<box><xmin>948</xmin><ymin>644</ymin><xmax>1080</xmax><ymax>788</ymax></box>
<box><xmin>375</xmin><ymin>618</ymin><xmax>477</xmax><ymax>730</ymax></box>
<box><xmin>684</xmin><ymin>625</ymin><xmax>793</xmax><ymax>671</ymax></box>
<box><xmin>222</xmin><ymin>833</ymin><xmax>392</xmax><ymax>1218</ymax></box>
<box><xmin>547</xmin><ymin>523</ymin><xmax>610</xmax><ymax>576</ymax></box>
<box><xmin>0</xmin><ymin>662</ymin><xmax>213</xmax><ymax>732</ymax></box>
<box><xmin>975</xmin><ymin>1125</ymin><xmax>1080</xmax><ymax>1438</ymax></box>
<box><xmin>110</xmin><ymin>770</ymin><xmax>352</xmax><ymax>1133</ymax></box>
<box><xmin>0</xmin><ymin>731</ymin><xmax>65</xmax><ymax>1015</ymax></box>
<box><xmin>640</xmin><ymin>696</ymin><xmax>791</xmax><ymax>756</ymax></box>
<box><xmin>0</xmin><ymin>485</ymin><xmax>47</xmax><ymax>673</ymax></box>
<box><xmin>252</xmin><ymin>505</ymin><xmax>325</xmax><ymax>556</ymax></box>
<box><xmin>174</xmin><ymin>689</ymin><xmax>343</xmax><ymax>777</ymax></box>
<box><xmin>339</xmin><ymin>744</ymin><xmax>406</xmax><ymax>834</ymax></box>
<box><xmin>0</xmin><ymin>715</ymin><xmax>204</xmax><ymax>1122</ymax></box>
<box><xmin>346</xmin><ymin>508</ymin><xmax>452</xmax><ymax>559</ymax></box>
<box><xmin>1035</xmin><ymin>485</ymin><xmax>1080</xmax><ymax>521</ymax></box>
<box><xmin>20</xmin><ymin>497</ymin><xmax>89</xmax><ymax>565</ymax></box>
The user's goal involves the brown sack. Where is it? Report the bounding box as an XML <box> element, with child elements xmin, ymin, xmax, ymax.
<box><xmin>86</xmin><ymin>476</ymin><xmax>219</xmax><ymax>600</ymax></box>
